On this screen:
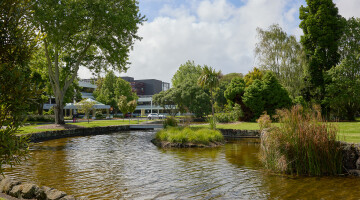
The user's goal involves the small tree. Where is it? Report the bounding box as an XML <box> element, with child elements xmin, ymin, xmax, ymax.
<box><xmin>77</xmin><ymin>99</ymin><xmax>96</xmax><ymax>123</ymax></box>
<box><xmin>198</xmin><ymin>65</ymin><xmax>221</xmax><ymax>129</ymax></box>
<box><xmin>127</xmin><ymin>100</ymin><xmax>137</xmax><ymax>118</ymax></box>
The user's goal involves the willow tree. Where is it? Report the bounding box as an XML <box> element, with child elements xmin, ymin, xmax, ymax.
<box><xmin>255</xmin><ymin>24</ymin><xmax>305</xmax><ymax>98</ymax></box>
<box><xmin>32</xmin><ymin>0</ymin><xmax>145</xmax><ymax>124</ymax></box>
<box><xmin>198</xmin><ymin>66</ymin><xmax>221</xmax><ymax>129</ymax></box>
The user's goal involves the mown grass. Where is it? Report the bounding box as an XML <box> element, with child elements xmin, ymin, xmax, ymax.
<box><xmin>192</xmin><ymin>121</ymin><xmax>360</xmax><ymax>143</ymax></box>
<box><xmin>156</xmin><ymin>127</ymin><xmax>224</xmax><ymax>145</ymax></box>
<box><xmin>16</xmin><ymin>120</ymin><xmax>146</xmax><ymax>135</ymax></box>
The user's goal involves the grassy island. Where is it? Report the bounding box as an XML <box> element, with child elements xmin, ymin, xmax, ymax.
<box><xmin>152</xmin><ymin>127</ymin><xmax>224</xmax><ymax>148</ymax></box>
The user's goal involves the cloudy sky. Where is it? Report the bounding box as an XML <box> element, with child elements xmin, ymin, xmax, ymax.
<box><xmin>78</xmin><ymin>0</ymin><xmax>360</xmax><ymax>85</ymax></box>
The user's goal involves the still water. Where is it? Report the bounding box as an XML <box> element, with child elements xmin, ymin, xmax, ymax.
<box><xmin>4</xmin><ymin>130</ymin><xmax>360</xmax><ymax>199</ymax></box>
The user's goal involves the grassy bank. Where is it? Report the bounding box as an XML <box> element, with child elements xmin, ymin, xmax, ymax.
<box><xmin>155</xmin><ymin>127</ymin><xmax>224</xmax><ymax>146</ymax></box>
<box><xmin>16</xmin><ymin>119</ymin><xmax>146</xmax><ymax>135</ymax></box>
<box><xmin>192</xmin><ymin>121</ymin><xmax>360</xmax><ymax>143</ymax></box>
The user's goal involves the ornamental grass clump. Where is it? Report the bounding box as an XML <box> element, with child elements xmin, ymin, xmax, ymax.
<box><xmin>260</xmin><ymin>105</ymin><xmax>342</xmax><ymax>176</ymax></box>
<box><xmin>155</xmin><ymin>127</ymin><xmax>224</xmax><ymax>145</ymax></box>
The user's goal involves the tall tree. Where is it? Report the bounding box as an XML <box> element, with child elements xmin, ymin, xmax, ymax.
<box><xmin>255</xmin><ymin>24</ymin><xmax>305</xmax><ymax>98</ymax></box>
<box><xmin>172</xmin><ymin>60</ymin><xmax>202</xmax><ymax>87</ymax></box>
<box><xmin>299</xmin><ymin>0</ymin><xmax>345</xmax><ymax>114</ymax></box>
<box><xmin>32</xmin><ymin>0</ymin><xmax>145</xmax><ymax>124</ymax></box>
<box><xmin>198</xmin><ymin>66</ymin><xmax>221</xmax><ymax>129</ymax></box>
<box><xmin>0</xmin><ymin>0</ymin><xmax>39</xmax><ymax>172</ymax></box>
<box><xmin>326</xmin><ymin>17</ymin><xmax>360</xmax><ymax>120</ymax></box>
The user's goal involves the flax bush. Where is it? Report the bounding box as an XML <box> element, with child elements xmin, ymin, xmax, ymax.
<box><xmin>260</xmin><ymin>105</ymin><xmax>342</xmax><ymax>176</ymax></box>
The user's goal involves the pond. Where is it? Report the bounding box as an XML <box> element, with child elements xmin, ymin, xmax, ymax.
<box><xmin>4</xmin><ymin>130</ymin><xmax>360</xmax><ymax>199</ymax></box>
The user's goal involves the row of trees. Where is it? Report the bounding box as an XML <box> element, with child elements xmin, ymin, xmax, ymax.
<box><xmin>254</xmin><ymin>1</ymin><xmax>360</xmax><ymax>121</ymax></box>
<box><xmin>154</xmin><ymin>61</ymin><xmax>292</xmax><ymax>122</ymax></box>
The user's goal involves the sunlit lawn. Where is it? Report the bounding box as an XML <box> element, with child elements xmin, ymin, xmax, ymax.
<box><xmin>17</xmin><ymin>119</ymin><xmax>147</xmax><ymax>135</ymax></box>
<box><xmin>192</xmin><ymin>120</ymin><xmax>360</xmax><ymax>143</ymax></box>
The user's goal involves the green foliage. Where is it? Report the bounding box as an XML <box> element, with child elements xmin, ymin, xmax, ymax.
<box><xmin>155</xmin><ymin>127</ymin><xmax>223</xmax><ymax>145</ymax></box>
<box><xmin>325</xmin><ymin>17</ymin><xmax>360</xmax><ymax>121</ymax></box>
<box><xmin>213</xmin><ymin>81</ymin><xmax>229</xmax><ymax>110</ymax></box>
<box><xmin>220</xmin><ymin>73</ymin><xmax>243</xmax><ymax>83</ymax></box>
<box><xmin>153</xmin><ymin>89</ymin><xmax>178</xmax><ymax>116</ymax></box>
<box><xmin>172</xmin><ymin>60</ymin><xmax>202</xmax><ymax>87</ymax></box>
<box><xmin>32</xmin><ymin>0</ymin><xmax>145</xmax><ymax>124</ymax></box>
<box><xmin>243</xmin><ymin>72</ymin><xmax>292</xmax><ymax>121</ymax></box>
<box><xmin>215</xmin><ymin>104</ymin><xmax>243</xmax><ymax>123</ymax></box>
<box><xmin>172</xmin><ymin>80</ymin><xmax>211</xmax><ymax>118</ymax></box>
<box><xmin>163</xmin><ymin>116</ymin><xmax>178</xmax><ymax>128</ymax></box>
<box><xmin>0</xmin><ymin>0</ymin><xmax>38</xmax><ymax>173</ymax></box>
<box><xmin>76</xmin><ymin>99</ymin><xmax>96</xmax><ymax>123</ymax></box>
<box><xmin>244</xmin><ymin>67</ymin><xmax>263</xmax><ymax>87</ymax></box>
<box><xmin>326</xmin><ymin>59</ymin><xmax>360</xmax><ymax>121</ymax></box>
<box><xmin>299</xmin><ymin>0</ymin><xmax>345</xmax><ymax>112</ymax></box>
<box><xmin>242</xmin><ymin>80</ymin><xmax>264</xmax><ymax>120</ymax></box>
<box><xmin>95</xmin><ymin>71</ymin><xmax>137</xmax><ymax>111</ymax></box>
<box><xmin>224</xmin><ymin>77</ymin><xmax>246</xmax><ymax>104</ymax></box>
<box><xmin>198</xmin><ymin>65</ymin><xmax>221</xmax><ymax>129</ymax></box>
<box><xmin>260</xmin><ymin>105</ymin><xmax>342</xmax><ymax>175</ymax></box>
<box><xmin>26</xmin><ymin>115</ymin><xmax>55</xmax><ymax>122</ymax></box>
<box><xmin>255</xmin><ymin>24</ymin><xmax>305</xmax><ymax>98</ymax></box>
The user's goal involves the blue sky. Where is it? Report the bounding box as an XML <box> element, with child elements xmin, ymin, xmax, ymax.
<box><xmin>79</xmin><ymin>0</ymin><xmax>360</xmax><ymax>85</ymax></box>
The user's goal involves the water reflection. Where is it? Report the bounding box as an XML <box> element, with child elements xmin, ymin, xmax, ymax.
<box><xmin>4</xmin><ymin>131</ymin><xmax>360</xmax><ymax>199</ymax></box>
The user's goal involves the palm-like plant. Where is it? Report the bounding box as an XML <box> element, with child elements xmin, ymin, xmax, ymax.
<box><xmin>198</xmin><ymin>65</ymin><xmax>221</xmax><ymax>129</ymax></box>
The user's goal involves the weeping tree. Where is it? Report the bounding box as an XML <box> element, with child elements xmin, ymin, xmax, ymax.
<box><xmin>32</xmin><ymin>0</ymin><xmax>145</xmax><ymax>124</ymax></box>
<box><xmin>198</xmin><ymin>65</ymin><xmax>221</xmax><ymax>129</ymax></box>
<box><xmin>255</xmin><ymin>24</ymin><xmax>305</xmax><ymax>98</ymax></box>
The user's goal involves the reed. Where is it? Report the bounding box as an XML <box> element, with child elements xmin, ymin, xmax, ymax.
<box><xmin>260</xmin><ymin>105</ymin><xmax>342</xmax><ymax>176</ymax></box>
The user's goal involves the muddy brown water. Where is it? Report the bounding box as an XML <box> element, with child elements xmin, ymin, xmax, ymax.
<box><xmin>4</xmin><ymin>130</ymin><xmax>360</xmax><ymax>199</ymax></box>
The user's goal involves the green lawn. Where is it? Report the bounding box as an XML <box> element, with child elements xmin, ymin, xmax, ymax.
<box><xmin>192</xmin><ymin>121</ymin><xmax>360</xmax><ymax>143</ymax></box>
<box><xmin>17</xmin><ymin>119</ymin><xmax>147</xmax><ymax>135</ymax></box>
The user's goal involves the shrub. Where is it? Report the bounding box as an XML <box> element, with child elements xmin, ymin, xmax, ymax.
<box><xmin>26</xmin><ymin>115</ymin><xmax>55</xmax><ymax>122</ymax></box>
<box><xmin>95</xmin><ymin>111</ymin><xmax>105</xmax><ymax>119</ymax></box>
<box><xmin>260</xmin><ymin>105</ymin><xmax>342</xmax><ymax>176</ymax></box>
<box><xmin>155</xmin><ymin>127</ymin><xmax>224</xmax><ymax>145</ymax></box>
<box><xmin>215</xmin><ymin>113</ymin><xmax>234</xmax><ymax>123</ymax></box>
<box><xmin>163</xmin><ymin>116</ymin><xmax>178</xmax><ymax>128</ymax></box>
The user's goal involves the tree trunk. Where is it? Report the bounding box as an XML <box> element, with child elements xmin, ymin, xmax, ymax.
<box><xmin>54</xmin><ymin>101</ymin><xmax>65</xmax><ymax>124</ymax></box>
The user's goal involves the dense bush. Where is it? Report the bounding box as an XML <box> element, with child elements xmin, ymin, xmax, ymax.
<box><xmin>243</xmin><ymin>72</ymin><xmax>292</xmax><ymax>121</ymax></box>
<box><xmin>26</xmin><ymin>115</ymin><xmax>55</xmax><ymax>122</ymax></box>
<box><xmin>260</xmin><ymin>105</ymin><xmax>342</xmax><ymax>176</ymax></box>
<box><xmin>156</xmin><ymin>127</ymin><xmax>223</xmax><ymax>145</ymax></box>
<box><xmin>163</xmin><ymin>116</ymin><xmax>178</xmax><ymax>128</ymax></box>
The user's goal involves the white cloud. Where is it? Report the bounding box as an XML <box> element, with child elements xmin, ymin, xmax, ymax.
<box><xmin>335</xmin><ymin>0</ymin><xmax>360</xmax><ymax>19</ymax></box>
<box><xmin>81</xmin><ymin>0</ymin><xmax>357</xmax><ymax>84</ymax></box>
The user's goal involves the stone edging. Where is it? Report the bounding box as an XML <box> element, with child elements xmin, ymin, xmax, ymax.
<box><xmin>25</xmin><ymin>125</ymin><xmax>130</xmax><ymax>143</ymax></box>
<box><xmin>0</xmin><ymin>175</ymin><xmax>83</xmax><ymax>200</ymax></box>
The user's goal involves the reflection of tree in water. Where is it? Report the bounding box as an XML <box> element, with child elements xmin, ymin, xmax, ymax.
<box><xmin>258</xmin><ymin>172</ymin><xmax>360</xmax><ymax>199</ymax></box>
<box><xmin>224</xmin><ymin>138</ymin><xmax>261</xmax><ymax>169</ymax></box>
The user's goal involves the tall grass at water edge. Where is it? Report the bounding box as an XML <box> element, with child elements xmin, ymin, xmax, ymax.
<box><xmin>156</xmin><ymin>127</ymin><xmax>224</xmax><ymax>145</ymax></box>
<box><xmin>259</xmin><ymin>105</ymin><xmax>342</xmax><ymax>176</ymax></box>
